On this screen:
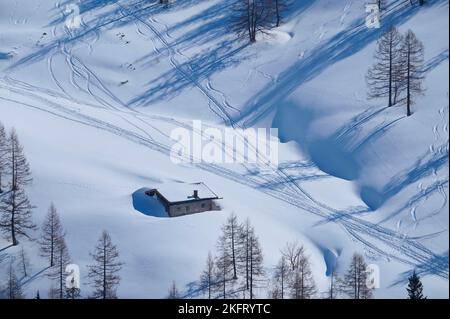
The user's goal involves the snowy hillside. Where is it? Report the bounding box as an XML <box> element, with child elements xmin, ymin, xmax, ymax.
<box><xmin>0</xmin><ymin>0</ymin><xmax>448</xmax><ymax>298</ymax></box>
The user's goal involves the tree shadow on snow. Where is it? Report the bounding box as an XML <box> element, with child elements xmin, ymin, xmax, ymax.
<box><xmin>234</xmin><ymin>0</ymin><xmax>446</xmax><ymax>127</ymax></box>
<box><xmin>388</xmin><ymin>250</ymin><xmax>449</xmax><ymax>287</ymax></box>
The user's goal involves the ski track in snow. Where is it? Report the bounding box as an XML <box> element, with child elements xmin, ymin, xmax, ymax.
<box><xmin>116</xmin><ymin>1</ymin><xmax>238</xmax><ymax>128</ymax></box>
<box><xmin>1</xmin><ymin>0</ymin><xmax>448</xmax><ymax>280</ymax></box>
<box><xmin>1</xmin><ymin>77</ymin><xmax>448</xmax><ymax>279</ymax></box>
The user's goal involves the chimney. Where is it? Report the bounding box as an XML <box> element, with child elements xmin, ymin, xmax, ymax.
<box><xmin>193</xmin><ymin>190</ymin><xmax>198</xmax><ymax>199</ymax></box>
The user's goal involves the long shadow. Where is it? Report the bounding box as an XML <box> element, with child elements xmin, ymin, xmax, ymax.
<box><xmin>19</xmin><ymin>266</ymin><xmax>51</xmax><ymax>287</ymax></box>
<box><xmin>128</xmin><ymin>0</ymin><xmax>314</xmax><ymax>106</ymax></box>
<box><xmin>7</xmin><ymin>0</ymin><xmax>161</xmax><ymax>71</ymax></box>
<box><xmin>0</xmin><ymin>244</ymin><xmax>14</xmax><ymax>253</ymax></box>
<box><xmin>361</xmin><ymin>145</ymin><xmax>449</xmax><ymax>210</ymax></box>
<box><xmin>233</xmin><ymin>0</ymin><xmax>445</xmax><ymax>127</ymax></box>
<box><xmin>377</xmin><ymin>178</ymin><xmax>449</xmax><ymax>224</ymax></box>
<box><xmin>130</xmin><ymin>41</ymin><xmax>250</xmax><ymax>106</ymax></box>
<box><xmin>257</xmin><ymin>173</ymin><xmax>330</xmax><ymax>189</ymax></box>
<box><xmin>389</xmin><ymin>250</ymin><xmax>450</xmax><ymax>287</ymax></box>
<box><xmin>127</xmin><ymin>0</ymin><xmax>254</xmax><ymax>106</ymax></box>
<box><xmin>8</xmin><ymin>0</ymin><xmax>315</xmax><ymax>110</ymax></box>
<box><xmin>423</xmin><ymin>49</ymin><xmax>449</xmax><ymax>73</ymax></box>
<box><xmin>0</xmin><ymin>252</ymin><xmax>10</xmax><ymax>264</ymax></box>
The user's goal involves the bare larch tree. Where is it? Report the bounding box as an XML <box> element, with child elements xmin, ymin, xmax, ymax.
<box><xmin>281</xmin><ymin>241</ymin><xmax>303</xmax><ymax>271</ymax></box>
<box><xmin>289</xmin><ymin>248</ymin><xmax>316</xmax><ymax>299</ymax></box>
<box><xmin>200</xmin><ymin>251</ymin><xmax>216</xmax><ymax>299</ymax></box>
<box><xmin>18</xmin><ymin>246</ymin><xmax>30</xmax><ymax>278</ymax></box>
<box><xmin>88</xmin><ymin>231</ymin><xmax>123</xmax><ymax>299</ymax></box>
<box><xmin>219</xmin><ymin>213</ymin><xmax>243</xmax><ymax>280</ymax></box>
<box><xmin>0</xmin><ymin>129</ymin><xmax>35</xmax><ymax>245</ymax></box>
<box><xmin>247</xmin><ymin>229</ymin><xmax>264</xmax><ymax>299</ymax></box>
<box><xmin>239</xmin><ymin>218</ymin><xmax>252</xmax><ymax>291</ymax></box>
<box><xmin>400</xmin><ymin>30</ymin><xmax>425</xmax><ymax>116</ymax></box>
<box><xmin>215</xmin><ymin>239</ymin><xmax>234</xmax><ymax>299</ymax></box>
<box><xmin>343</xmin><ymin>252</ymin><xmax>373</xmax><ymax>299</ymax></box>
<box><xmin>0</xmin><ymin>122</ymin><xmax>8</xmax><ymax>194</ymax></box>
<box><xmin>6</xmin><ymin>261</ymin><xmax>24</xmax><ymax>299</ymax></box>
<box><xmin>367</xmin><ymin>26</ymin><xmax>403</xmax><ymax>107</ymax></box>
<box><xmin>270</xmin><ymin>256</ymin><xmax>288</xmax><ymax>299</ymax></box>
<box><xmin>47</xmin><ymin>237</ymin><xmax>71</xmax><ymax>299</ymax></box>
<box><xmin>270</xmin><ymin>0</ymin><xmax>290</xmax><ymax>27</ymax></box>
<box><xmin>326</xmin><ymin>267</ymin><xmax>342</xmax><ymax>299</ymax></box>
<box><xmin>39</xmin><ymin>203</ymin><xmax>65</xmax><ymax>267</ymax></box>
<box><xmin>234</xmin><ymin>0</ymin><xmax>272</xmax><ymax>42</ymax></box>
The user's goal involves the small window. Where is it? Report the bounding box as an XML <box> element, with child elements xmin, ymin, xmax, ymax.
<box><xmin>201</xmin><ymin>203</ymin><xmax>206</xmax><ymax>208</ymax></box>
<box><xmin>177</xmin><ymin>207</ymin><xmax>181</xmax><ymax>211</ymax></box>
<box><xmin>186</xmin><ymin>206</ymin><xmax>190</xmax><ymax>211</ymax></box>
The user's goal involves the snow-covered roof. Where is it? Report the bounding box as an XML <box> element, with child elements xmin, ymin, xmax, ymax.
<box><xmin>153</xmin><ymin>182</ymin><xmax>219</xmax><ymax>203</ymax></box>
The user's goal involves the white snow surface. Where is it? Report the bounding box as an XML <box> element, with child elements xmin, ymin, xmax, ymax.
<box><xmin>0</xmin><ymin>0</ymin><xmax>448</xmax><ymax>298</ymax></box>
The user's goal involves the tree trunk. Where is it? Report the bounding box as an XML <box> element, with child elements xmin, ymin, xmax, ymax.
<box><xmin>388</xmin><ymin>36</ymin><xmax>393</xmax><ymax>106</ymax></box>
<box><xmin>50</xmin><ymin>220</ymin><xmax>55</xmax><ymax>267</ymax></box>
<box><xmin>11</xmin><ymin>191</ymin><xmax>17</xmax><ymax>246</ymax></box>
<box><xmin>103</xmin><ymin>242</ymin><xmax>107</xmax><ymax>299</ymax></box>
<box><xmin>276</xmin><ymin>0</ymin><xmax>280</xmax><ymax>27</ymax></box>
<box><xmin>407</xmin><ymin>46</ymin><xmax>412</xmax><ymax>116</ymax></box>
<box><xmin>249</xmin><ymin>239</ymin><xmax>253</xmax><ymax>299</ymax></box>
<box><xmin>231</xmin><ymin>224</ymin><xmax>237</xmax><ymax>279</ymax></box>
<box><xmin>59</xmin><ymin>251</ymin><xmax>63</xmax><ymax>299</ymax></box>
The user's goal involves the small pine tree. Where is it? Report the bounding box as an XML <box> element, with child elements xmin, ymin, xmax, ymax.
<box><xmin>407</xmin><ymin>270</ymin><xmax>425</xmax><ymax>299</ymax></box>
<box><xmin>167</xmin><ymin>281</ymin><xmax>180</xmax><ymax>299</ymax></box>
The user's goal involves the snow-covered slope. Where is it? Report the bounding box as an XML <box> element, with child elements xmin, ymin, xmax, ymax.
<box><xmin>0</xmin><ymin>0</ymin><xmax>448</xmax><ymax>298</ymax></box>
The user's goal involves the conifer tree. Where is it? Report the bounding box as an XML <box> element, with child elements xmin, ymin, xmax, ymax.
<box><xmin>88</xmin><ymin>231</ymin><xmax>123</xmax><ymax>299</ymax></box>
<box><xmin>407</xmin><ymin>270</ymin><xmax>425</xmax><ymax>299</ymax></box>
<box><xmin>367</xmin><ymin>26</ymin><xmax>403</xmax><ymax>107</ymax></box>
<box><xmin>400</xmin><ymin>30</ymin><xmax>425</xmax><ymax>116</ymax></box>
<box><xmin>200</xmin><ymin>252</ymin><xmax>216</xmax><ymax>299</ymax></box>
<box><xmin>0</xmin><ymin>129</ymin><xmax>35</xmax><ymax>245</ymax></box>
<box><xmin>47</xmin><ymin>238</ymin><xmax>71</xmax><ymax>299</ymax></box>
<box><xmin>39</xmin><ymin>203</ymin><xmax>65</xmax><ymax>267</ymax></box>
<box><xmin>6</xmin><ymin>261</ymin><xmax>23</xmax><ymax>299</ymax></box>
<box><xmin>0</xmin><ymin>123</ymin><xmax>8</xmax><ymax>194</ymax></box>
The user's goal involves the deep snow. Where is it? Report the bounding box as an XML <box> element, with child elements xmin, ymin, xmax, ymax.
<box><xmin>0</xmin><ymin>0</ymin><xmax>448</xmax><ymax>298</ymax></box>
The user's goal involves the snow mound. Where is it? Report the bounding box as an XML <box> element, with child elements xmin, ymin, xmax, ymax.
<box><xmin>260</xmin><ymin>29</ymin><xmax>293</xmax><ymax>44</ymax></box>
